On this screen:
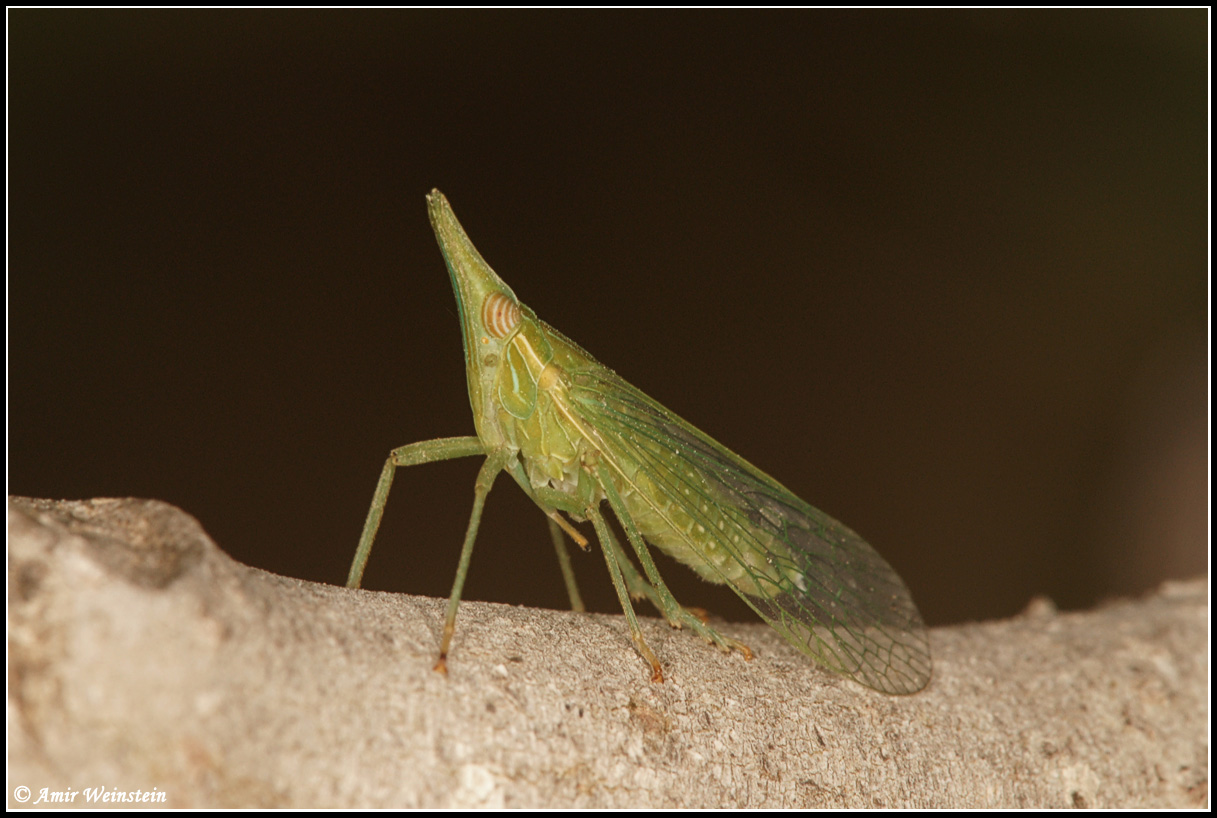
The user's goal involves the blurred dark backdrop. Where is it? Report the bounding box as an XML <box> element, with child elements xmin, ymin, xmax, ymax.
<box><xmin>9</xmin><ymin>10</ymin><xmax>1207</xmax><ymax>627</ymax></box>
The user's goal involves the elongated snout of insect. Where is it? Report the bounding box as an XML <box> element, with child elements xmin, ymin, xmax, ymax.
<box><xmin>427</xmin><ymin>190</ymin><xmax>519</xmax><ymax>352</ymax></box>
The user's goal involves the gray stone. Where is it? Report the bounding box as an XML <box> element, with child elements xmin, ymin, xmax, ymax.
<box><xmin>7</xmin><ymin>496</ymin><xmax>1208</xmax><ymax>808</ymax></box>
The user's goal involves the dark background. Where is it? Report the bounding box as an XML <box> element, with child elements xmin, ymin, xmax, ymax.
<box><xmin>9</xmin><ymin>11</ymin><xmax>1207</xmax><ymax>628</ymax></box>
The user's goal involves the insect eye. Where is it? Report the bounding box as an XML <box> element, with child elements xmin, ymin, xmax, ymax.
<box><xmin>481</xmin><ymin>292</ymin><xmax>521</xmax><ymax>339</ymax></box>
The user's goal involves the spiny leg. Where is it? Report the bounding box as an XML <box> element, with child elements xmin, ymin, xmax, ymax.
<box><xmin>603</xmin><ymin>528</ymin><xmax>711</xmax><ymax>626</ymax></box>
<box><xmin>434</xmin><ymin>448</ymin><xmax>514</xmax><ymax>674</ymax></box>
<box><xmin>347</xmin><ymin>436</ymin><xmax>486</xmax><ymax>589</ymax></box>
<box><xmin>501</xmin><ymin>459</ymin><xmax>588</xmax><ymax>612</ymax></box>
<box><xmin>593</xmin><ymin>462</ymin><xmax>753</xmax><ymax>661</ymax></box>
<box><xmin>512</xmin><ymin>474</ymin><xmax>667</xmax><ymax>645</ymax></box>
<box><xmin>547</xmin><ymin>517</ymin><xmax>585</xmax><ymax>613</ymax></box>
<box><xmin>555</xmin><ymin>512</ymin><xmax>673</xmax><ymax>618</ymax></box>
<box><xmin>587</xmin><ymin>504</ymin><xmax>664</xmax><ymax>683</ymax></box>
<box><xmin>501</xmin><ymin>459</ymin><xmax>587</xmax><ymax>546</ymax></box>
<box><xmin>595</xmin><ymin>518</ymin><xmax>665</xmax><ymax>611</ymax></box>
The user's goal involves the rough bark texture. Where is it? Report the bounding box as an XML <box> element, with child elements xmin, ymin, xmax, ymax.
<box><xmin>7</xmin><ymin>496</ymin><xmax>1208</xmax><ymax>808</ymax></box>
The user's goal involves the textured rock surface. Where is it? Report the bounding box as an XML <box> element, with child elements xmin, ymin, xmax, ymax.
<box><xmin>7</xmin><ymin>496</ymin><xmax>1208</xmax><ymax>808</ymax></box>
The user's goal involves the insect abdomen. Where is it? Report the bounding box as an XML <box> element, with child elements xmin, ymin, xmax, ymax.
<box><xmin>612</xmin><ymin>458</ymin><xmax>795</xmax><ymax>597</ymax></box>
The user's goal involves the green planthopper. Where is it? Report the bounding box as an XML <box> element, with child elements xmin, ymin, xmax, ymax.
<box><xmin>347</xmin><ymin>190</ymin><xmax>931</xmax><ymax>695</ymax></box>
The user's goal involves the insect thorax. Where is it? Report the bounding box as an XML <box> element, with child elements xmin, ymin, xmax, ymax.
<box><xmin>491</xmin><ymin>319</ymin><xmax>596</xmax><ymax>500</ymax></box>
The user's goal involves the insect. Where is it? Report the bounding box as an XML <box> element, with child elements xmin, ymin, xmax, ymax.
<box><xmin>347</xmin><ymin>190</ymin><xmax>931</xmax><ymax>694</ymax></box>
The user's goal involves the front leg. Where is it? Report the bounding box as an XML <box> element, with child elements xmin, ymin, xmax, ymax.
<box><xmin>347</xmin><ymin>436</ymin><xmax>486</xmax><ymax>589</ymax></box>
<box><xmin>434</xmin><ymin>448</ymin><xmax>515</xmax><ymax>674</ymax></box>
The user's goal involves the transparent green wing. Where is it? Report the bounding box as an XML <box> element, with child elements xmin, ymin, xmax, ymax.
<box><xmin>567</xmin><ymin>366</ymin><xmax>931</xmax><ymax>694</ymax></box>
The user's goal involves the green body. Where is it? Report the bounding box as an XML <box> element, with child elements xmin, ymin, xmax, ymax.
<box><xmin>348</xmin><ymin>190</ymin><xmax>931</xmax><ymax>695</ymax></box>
